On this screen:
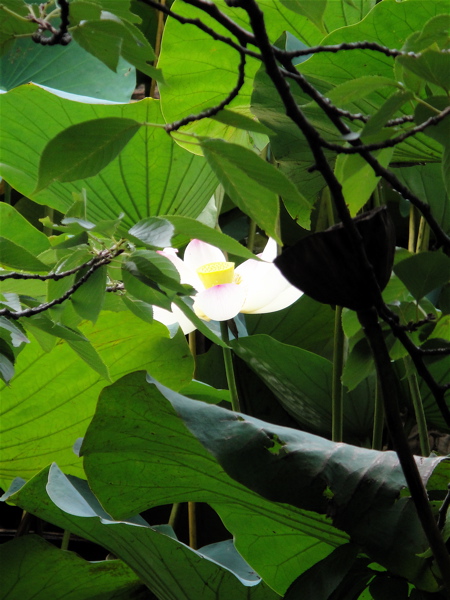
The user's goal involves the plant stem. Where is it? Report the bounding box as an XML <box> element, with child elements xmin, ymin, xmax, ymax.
<box><xmin>4</xmin><ymin>181</ymin><xmax>11</xmax><ymax>205</ymax></box>
<box><xmin>220</xmin><ymin>321</ymin><xmax>241</xmax><ymax>412</ymax></box>
<box><xmin>168</xmin><ymin>503</ymin><xmax>181</xmax><ymax>528</ymax></box>
<box><xmin>371</xmin><ymin>378</ymin><xmax>385</xmax><ymax>450</ymax></box>
<box><xmin>61</xmin><ymin>529</ymin><xmax>71</xmax><ymax>551</ymax></box>
<box><xmin>188</xmin><ymin>501</ymin><xmax>197</xmax><ymax>549</ymax></box>
<box><xmin>416</xmin><ymin>216</ymin><xmax>430</xmax><ymax>253</ymax></box>
<box><xmin>408</xmin><ymin>205</ymin><xmax>416</xmax><ymax>253</ymax></box>
<box><xmin>404</xmin><ymin>357</ymin><xmax>431</xmax><ymax>456</ymax></box>
<box><xmin>358</xmin><ymin>307</ymin><xmax>450</xmax><ymax>592</ymax></box>
<box><xmin>150</xmin><ymin>0</ymin><xmax>166</xmax><ymax>98</ymax></box>
<box><xmin>332</xmin><ymin>306</ymin><xmax>344</xmax><ymax>442</ymax></box>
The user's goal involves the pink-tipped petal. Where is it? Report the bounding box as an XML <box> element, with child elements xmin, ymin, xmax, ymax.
<box><xmin>183</xmin><ymin>239</ymin><xmax>227</xmax><ymax>272</ymax></box>
<box><xmin>158</xmin><ymin>248</ymin><xmax>203</xmax><ymax>290</ymax></box>
<box><xmin>194</xmin><ymin>283</ymin><xmax>246</xmax><ymax>321</ymax></box>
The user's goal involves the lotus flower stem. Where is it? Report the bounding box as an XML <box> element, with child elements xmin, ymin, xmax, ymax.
<box><xmin>331</xmin><ymin>306</ymin><xmax>345</xmax><ymax>442</ymax></box>
<box><xmin>371</xmin><ymin>379</ymin><xmax>384</xmax><ymax>451</ymax></box>
<box><xmin>220</xmin><ymin>321</ymin><xmax>241</xmax><ymax>413</ymax></box>
<box><xmin>404</xmin><ymin>357</ymin><xmax>431</xmax><ymax>457</ymax></box>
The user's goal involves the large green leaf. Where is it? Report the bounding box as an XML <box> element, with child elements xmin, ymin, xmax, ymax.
<box><xmin>0</xmin><ymin>85</ymin><xmax>217</xmax><ymax>228</ymax></box>
<box><xmin>5</xmin><ymin>465</ymin><xmax>281</xmax><ymax>600</ymax></box>
<box><xmin>245</xmin><ymin>296</ymin><xmax>335</xmax><ymax>359</ymax></box>
<box><xmin>231</xmin><ymin>335</ymin><xmax>375</xmax><ymax>443</ymax></box>
<box><xmin>0</xmin><ymin>535</ymin><xmax>147</xmax><ymax>600</ymax></box>
<box><xmin>0</xmin><ymin>313</ymin><xmax>193</xmax><ymax>487</ymax></box>
<box><xmin>0</xmin><ymin>37</ymin><xmax>135</xmax><ymax>102</ymax></box>
<box><xmin>81</xmin><ymin>371</ymin><xmax>347</xmax><ymax>595</ymax></box>
<box><xmin>158</xmin><ymin>0</ymin><xmax>325</xmax><ymax>149</ymax></box>
<box><xmin>164</xmin><ymin>383</ymin><xmax>446</xmax><ymax>591</ymax></box>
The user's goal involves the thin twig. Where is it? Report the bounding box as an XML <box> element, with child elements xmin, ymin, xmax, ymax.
<box><xmin>279</xmin><ymin>41</ymin><xmax>416</xmax><ymax>60</ymax></box>
<box><xmin>137</xmin><ymin>0</ymin><xmax>260</xmax><ymax>59</ymax></box>
<box><xmin>0</xmin><ymin>257</ymin><xmax>100</xmax><ymax>281</ymax></box>
<box><xmin>278</xmin><ymin>61</ymin><xmax>450</xmax><ymax>251</ymax></box>
<box><xmin>318</xmin><ymin>107</ymin><xmax>450</xmax><ymax>154</ymax></box>
<box><xmin>0</xmin><ymin>248</ymin><xmax>123</xmax><ymax>320</ymax></box>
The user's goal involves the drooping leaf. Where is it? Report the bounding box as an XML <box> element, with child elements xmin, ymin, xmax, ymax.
<box><xmin>81</xmin><ymin>371</ymin><xmax>346</xmax><ymax>595</ymax></box>
<box><xmin>36</xmin><ymin>118</ymin><xmax>143</xmax><ymax>191</ymax></box>
<box><xmin>7</xmin><ymin>465</ymin><xmax>281</xmax><ymax>600</ymax></box>
<box><xmin>129</xmin><ymin>215</ymin><xmax>257</xmax><ymax>260</ymax></box>
<box><xmin>71</xmin><ymin>264</ymin><xmax>107</xmax><ymax>323</ymax></box>
<box><xmin>334</xmin><ymin>147</ymin><xmax>394</xmax><ymax>216</ymax></box>
<box><xmin>0</xmin><ymin>535</ymin><xmax>147</xmax><ymax>600</ymax></box>
<box><xmin>200</xmin><ymin>138</ymin><xmax>311</xmax><ymax>241</ymax></box>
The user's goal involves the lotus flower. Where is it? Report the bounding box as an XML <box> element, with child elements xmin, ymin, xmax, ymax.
<box><xmin>153</xmin><ymin>238</ymin><xmax>302</xmax><ymax>334</ymax></box>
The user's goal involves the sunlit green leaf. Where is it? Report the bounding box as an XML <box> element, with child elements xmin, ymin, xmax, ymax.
<box><xmin>81</xmin><ymin>371</ymin><xmax>347</xmax><ymax>594</ymax></box>
<box><xmin>0</xmin><ymin>86</ymin><xmax>217</xmax><ymax>228</ymax></box>
<box><xmin>0</xmin><ymin>313</ymin><xmax>193</xmax><ymax>487</ymax></box>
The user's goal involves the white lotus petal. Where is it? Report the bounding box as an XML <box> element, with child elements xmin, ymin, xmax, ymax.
<box><xmin>183</xmin><ymin>239</ymin><xmax>227</xmax><ymax>272</ymax></box>
<box><xmin>158</xmin><ymin>249</ymin><xmax>203</xmax><ymax>291</ymax></box>
<box><xmin>194</xmin><ymin>283</ymin><xmax>246</xmax><ymax>322</ymax></box>
<box><xmin>152</xmin><ymin>304</ymin><xmax>196</xmax><ymax>335</ymax></box>
<box><xmin>245</xmin><ymin>285</ymin><xmax>303</xmax><ymax>314</ymax></box>
<box><xmin>258</xmin><ymin>237</ymin><xmax>278</xmax><ymax>262</ymax></box>
<box><xmin>237</xmin><ymin>259</ymin><xmax>300</xmax><ymax>313</ymax></box>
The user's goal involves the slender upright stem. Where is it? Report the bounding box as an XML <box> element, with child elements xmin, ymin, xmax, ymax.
<box><xmin>247</xmin><ymin>219</ymin><xmax>257</xmax><ymax>252</ymax></box>
<box><xmin>168</xmin><ymin>503</ymin><xmax>181</xmax><ymax>528</ymax></box>
<box><xmin>61</xmin><ymin>529</ymin><xmax>71</xmax><ymax>551</ymax></box>
<box><xmin>371</xmin><ymin>378</ymin><xmax>385</xmax><ymax>450</ymax></box>
<box><xmin>220</xmin><ymin>321</ymin><xmax>241</xmax><ymax>412</ymax></box>
<box><xmin>150</xmin><ymin>0</ymin><xmax>166</xmax><ymax>98</ymax></box>
<box><xmin>332</xmin><ymin>306</ymin><xmax>345</xmax><ymax>442</ymax></box>
<box><xmin>188</xmin><ymin>501</ymin><xmax>197</xmax><ymax>549</ymax></box>
<box><xmin>404</xmin><ymin>357</ymin><xmax>431</xmax><ymax>457</ymax></box>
